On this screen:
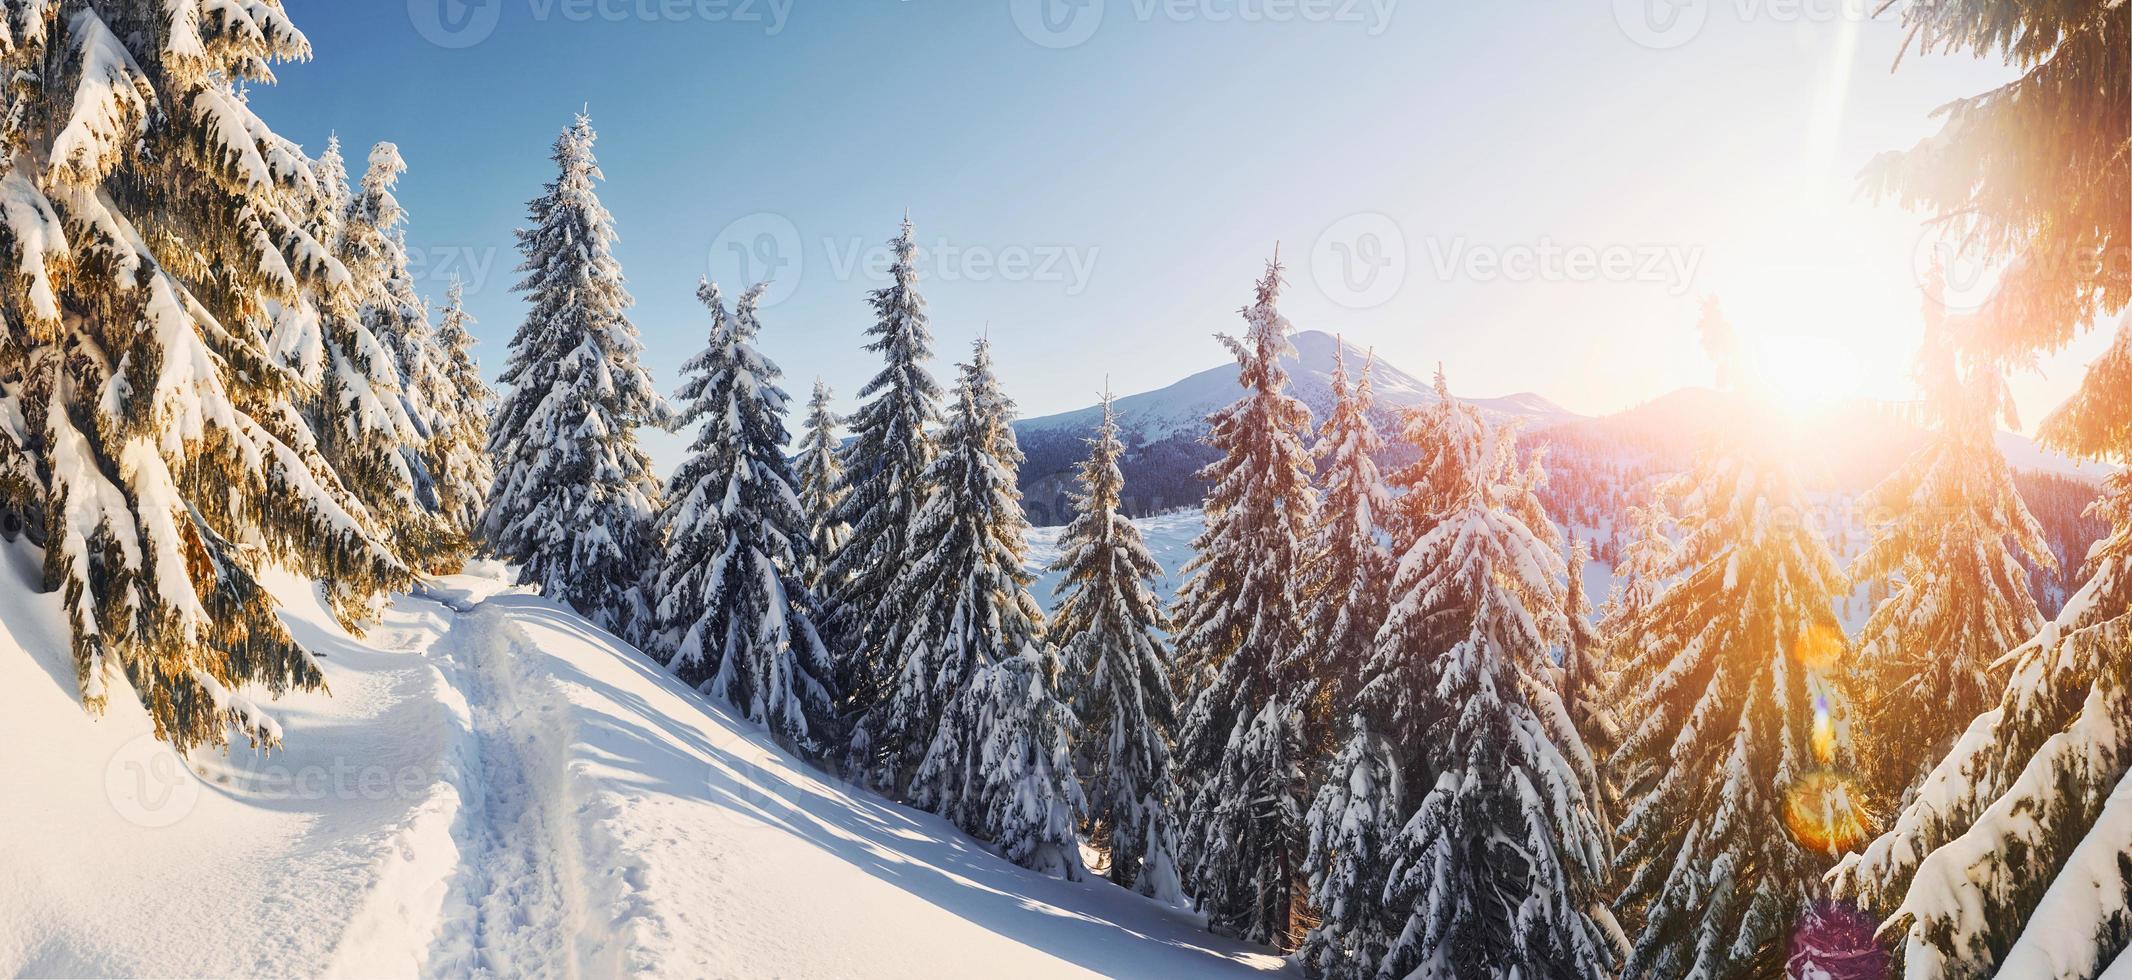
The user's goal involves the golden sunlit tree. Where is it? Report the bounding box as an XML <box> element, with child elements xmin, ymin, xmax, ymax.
<box><xmin>1610</xmin><ymin>302</ymin><xmax>1868</xmax><ymax>979</ymax></box>
<box><xmin>1848</xmin><ymin>268</ymin><xmax>2053</xmax><ymax>807</ymax></box>
<box><xmin>0</xmin><ymin>0</ymin><xmax>413</xmax><ymax>751</ymax></box>
<box><xmin>1829</xmin><ymin>1</ymin><xmax>2130</xmax><ymax>976</ymax></box>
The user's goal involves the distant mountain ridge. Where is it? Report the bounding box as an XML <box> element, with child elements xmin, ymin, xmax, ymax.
<box><xmin>1013</xmin><ymin>331</ymin><xmax>1578</xmax><ymax>524</ymax></box>
<box><xmin>1012</xmin><ymin>331</ymin><xmax>2102</xmax><ymax>537</ymax></box>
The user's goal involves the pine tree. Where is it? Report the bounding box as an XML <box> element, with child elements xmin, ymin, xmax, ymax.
<box><xmin>1371</xmin><ymin>390</ymin><xmax>1615</xmax><ymax>980</ymax></box>
<box><xmin>1864</xmin><ymin>0</ymin><xmax>2125</xmax><ymax>363</ymax></box>
<box><xmin>863</xmin><ymin>339</ymin><xmax>1034</xmax><ymax>788</ymax></box>
<box><xmin>1849</xmin><ymin>273</ymin><xmax>2053</xmax><ymax>806</ymax></box>
<box><xmin>1171</xmin><ymin>254</ymin><xmax>1319</xmax><ymax>947</ymax></box>
<box><xmin>1285</xmin><ymin>342</ymin><xmax>1392</xmax><ymax>717</ymax></box>
<box><xmin>1385</xmin><ymin>366</ymin><xmax>1479</xmax><ymax>556</ymax></box>
<box><xmin>1832</xmin><ymin>465</ymin><xmax>2131</xmax><ymax>979</ymax></box>
<box><xmin>0</xmin><ymin>0</ymin><xmax>410</xmax><ymax>750</ymax></box>
<box><xmin>483</xmin><ymin>114</ymin><xmax>668</xmax><ymax>637</ymax></box>
<box><xmin>341</xmin><ymin>140</ymin><xmax>464</xmax><ymax>568</ymax></box>
<box><xmin>1292</xmin><ymin>345</ymin><xmax>1402</xmax><ymax>977</ymax></box>
<box><xmin>652</xmin><ymin>281</ymin><xmax>838</xmax><ymax>754</ymax></box>
<box><xmin>1612</xmin><ymin>304</ymin><xmax>1866</xmax><ymax>979</ymax></box>
<box><xmin>1823</xmin><ymin>5</ymin><xmax>2131</xmax><ymax>974</ymax></box>
<box><xmin>826</xmin><ymin>216</ymin><xmax>942</xmax><ymax>736</ymax></box>
<box><xmin>1051</xmin><ymin>390</ymin><xmax>1184</xmax><ymax>901</ymax></box>
<box><xmin>1560</xmin><ymin>539</ymin><xmax>1617</xmax><ymax>816</ymax></box>
<box><xmin>1599</xmin><ymin>505</ymin><xmax>1670</xmax><ymax>638</ymax></box>
<box><xmin>428</xmin><ymin>278</ymin><xmax>494</xmax><ymax>541</ymax></box>
<box><xmin>293</xmin><ymin>135</ymin><xmax>437</xmax><ymax>613</ymax></box>
<box><xmin>794</xmin><ymin>379</ymin><xmax>848</xmax><ymax>594</ymax></box>
<box><xmin>872</xmin><ymin>339</ymin><xmax>1084</xmax><ymax>877</ymax></box>
<box><xmin>1298</xmin><ymin>715</ymin><xmax>1402</xmax><ymax>979</ymax></box>
<box><xmin>928</xmin><ymin>638</ymin><xmax>1088</xmax><ymax>881</ymax></box>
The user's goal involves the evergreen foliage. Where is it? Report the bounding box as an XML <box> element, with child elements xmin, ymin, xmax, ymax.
<box><xmin>1611</xmin><ymin>303</ymin><xmax>1866</xmax><ymax>979</ymax></box>
<box><xmin>483</xmin><ymin>114</ymin><xmax>668</xmax><ymax>638</ymax></box>
<box><xmin>826</xmin><ymin>216</ymin><xmax>942</xmax><ymax>732</ymax></box>
<box><xmin>652</xmin><ymin>280</ymin><xmax>838</xmax><ymax>754</ymax></box>
<box><xmin>1171</xmin><ymin>254</ymin><xmax>1319</xmax><ymax>947</ymax></box>
<box><xmin>795</xmin><ymin>379</ymin><xmax>848</xmax><ymax>594</ymax></box>
<box><xmin>1370</xmin><ymin>387</ymin><xmax>1615</xmax><ymax>980</ymax></box>
<box><xmin>1051</xmin><ymin>390</ymin><xmax>1184</xmax><ymax>901</ymax></box>
<box><xmin>0</xmin><ymin>0</ymin><xmax>413</xmax><ymax>750</ymax></box>
<box><xmin>1850</xmin><ymin>271</ymin><xmax>2053</xmax><ymax>805</ymax></box>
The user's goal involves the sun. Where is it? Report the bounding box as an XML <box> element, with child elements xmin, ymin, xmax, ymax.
<box><xmin>1740</xmin><ymin>333</ymin><xmax>1867</xmax><ymax>418</ymax></box>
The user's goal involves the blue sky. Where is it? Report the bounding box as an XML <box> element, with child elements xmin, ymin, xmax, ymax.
<box><xmin>259</xmin><ymin>1</ymin><xmax>2086</xmax><ymax>469</ymax></box>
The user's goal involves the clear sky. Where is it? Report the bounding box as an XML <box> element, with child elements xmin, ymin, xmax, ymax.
<box><xmin>259</xmin><ymin>1</ymin><xmax>2102</xmax><ymax>468</ymax></box>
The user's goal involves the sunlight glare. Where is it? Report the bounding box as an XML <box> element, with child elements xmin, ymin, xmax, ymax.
<box><xmin>1741</xmin><ymin>333</ymin><xmax>1866</xmax><ymax>418</ymax></box>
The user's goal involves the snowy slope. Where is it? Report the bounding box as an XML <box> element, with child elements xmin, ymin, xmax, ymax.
<box><xmin>0</xmin><ymin>541</ymin><xmax>1283</xmax><ymax>978</ymax></box>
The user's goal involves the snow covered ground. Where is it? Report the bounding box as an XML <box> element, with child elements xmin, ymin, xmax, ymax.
<box><xmin>0</xmin><ymin>540</ymin><xmax>1284</xmax><ymax>978</ymax></box>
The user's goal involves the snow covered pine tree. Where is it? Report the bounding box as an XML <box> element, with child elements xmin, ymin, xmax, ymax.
<box><xmin>1050</xmin><ymin>389</ymin><xmax>1185</xmax><ymax>902</ymax></box>
<box><xmin>281</xmin><ymin>134</ymin><xmax>437</xmax><ymax>624</ymax></box>
<box><xmin>0</xmin><ymin>0</ymin><xmax>413</xmax><ymax>749</ymax></box>
<box><xmin>1171</xmin><ymin>253</ymin><xmax>1318</xmax><ymax>948</ymax></box>
<box><xmin>795</xmin><ymin>379</ymin><xmax>848</xmax><ymax>594</ymax></box>
<box><xmin>1371</xmin><ymin>380</ymin><xmax>1616</xmax><ymax>980</ymax></box>
<box><xmin>882</xmin><ymin>339</ymin><xmax>1083</xmax><ymax>878</ymax></box>
<box><xmin>1287</xmin><ymin>343</ymin><xmax>1392</xmax><ymax>716</ymax></box>
<box><xmin>828</xmin><ymin>215</ymin><xmax>943</xmax><ymax>765</ymax></box>
<box><xmin>426</xmin><ymin>278</ymin><xmax>494</xmax><ymax>542</ymax></box>
<box><xmin>1611</xmin><ymin>301</ymin><xmax>1868</xmax><ymax>979</ymax></box>
<box><xmin>651</xmin><ymin>280</ymin><xmax>838</xmax><ymax>755</ymax></box>
<box><xmin>483</xmin><ymin>113</ymin><xmax>669</xmax><ymax>638</ymax></box>
<box><xmin>1828</xmin><ymin>0</ymin><xmax>2130</xmax><ymax>975</ymax></box>
<box><xmin>1848</xmin><ymin>269</ymin><xmax>2053</xmax><ymax>806</ymax></box>
<box><xmin>1293</xmin><ymin>344</ymin><xmax>1398</xmax><ymax>977</ymax></box>
<box><xmin>340</xmin><ymin>140</ymin><xmax>469</xmax><ymax>569</ymax></box>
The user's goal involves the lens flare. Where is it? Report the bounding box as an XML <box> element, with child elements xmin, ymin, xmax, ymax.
<box><xmin>1788</xmin><ymin>900</ymin><xmax>1890</xmax><ymax>980</ymax></box>
<box><xmin>1812</xmin><ymin>694</ymin><xmax>1838</xmax><ymax>765</ymax></box>
<box><xmin>1783</xmin><ymin>770</ymin><xmax>1871</xmax><ymax>855</ymax></box>
<box><xmin>1793</xmin><ymin>621</ymin><xmax>1846</xmax><ymax>674</ymax></box>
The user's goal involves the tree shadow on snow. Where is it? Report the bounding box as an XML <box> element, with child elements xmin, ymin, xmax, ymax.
<box><xmin>482</xmin><ymin>594</ymin><xmax>1287</xmax><ymax>978</ymax></box>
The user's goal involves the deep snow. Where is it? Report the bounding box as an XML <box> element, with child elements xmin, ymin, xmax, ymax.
<box><xmin>0</xmin><ymin>541</ymin><xmax>1283</xmax><ymax>978</ymax></box>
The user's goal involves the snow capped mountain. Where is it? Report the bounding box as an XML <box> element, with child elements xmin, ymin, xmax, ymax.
<box><xmin>1018</xmin><ymin>330</ymin><xmax>1577</xmax><ymax>441</ymax></box>
<box><xmin>1015</xmin><ymin>330</ymin><xmax>1579</xmax><ymax>524</ymax></box>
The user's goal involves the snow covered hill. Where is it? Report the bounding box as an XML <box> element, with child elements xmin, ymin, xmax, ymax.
<box><xmin>0</xmin><ymin>541</ymin><xmax>1283</xmax><ymax>979</ymax></box>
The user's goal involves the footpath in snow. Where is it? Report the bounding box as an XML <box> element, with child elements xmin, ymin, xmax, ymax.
<box><xmin>0</xmin><ymin>543</ymin><xmax>1285</xmax><ymax>978</ymax></box>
